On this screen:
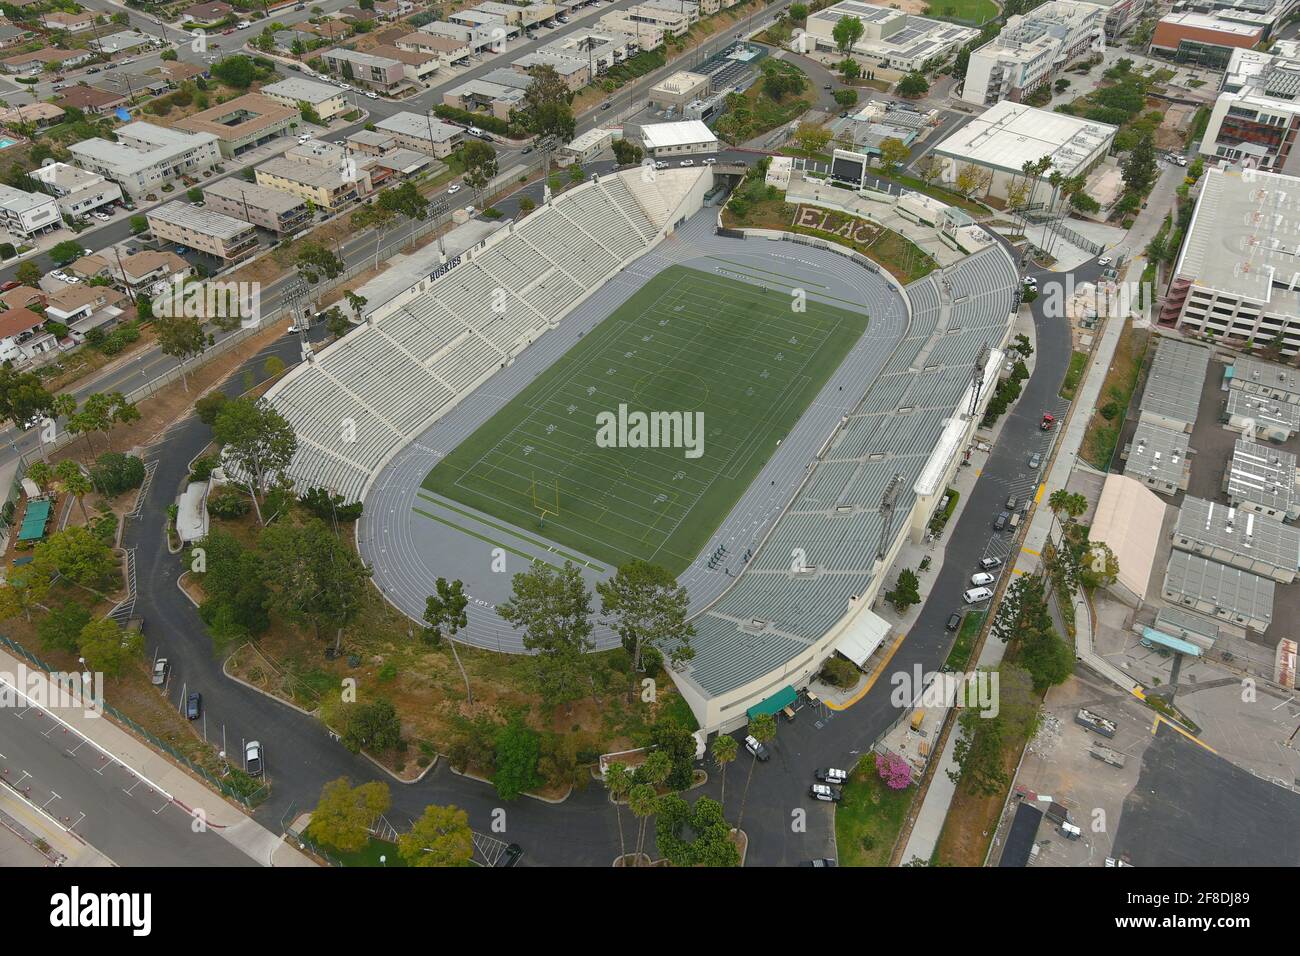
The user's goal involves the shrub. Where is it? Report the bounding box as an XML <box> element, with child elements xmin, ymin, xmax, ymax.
<box><xmin>189</xmin><ymin>455</ymin><xmax>219</xmax><ymax>482</ymax></box>
<box><xmin>819</xmin><ymin>656</ymin><xmax>859</xmax><ymax>687</ymax></box>
<box><xmin>207</xmin><ymin>488</ymin><xmax>251</xmax><ymax>518</ymax></box>
<box><xmin>91</xmin><ymin>453</ymin><xmax>144</xmax><ymax>497</ymax></box>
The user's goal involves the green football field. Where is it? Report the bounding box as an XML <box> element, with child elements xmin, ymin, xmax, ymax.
<box><xmin>421</xmin><ymin>264</ymin><xmax>870</xmax><ymax>574</ymax></box>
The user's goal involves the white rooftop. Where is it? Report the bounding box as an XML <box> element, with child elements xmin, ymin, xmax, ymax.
<box><xmin>640</xmin><ymin>119</ymin><xmax>717</xmax><ymax>149</ymax></box>
<box><xmin>261</xmin><ymin>76</ymin><xmax>345</xmax><ymax>105</ymax></box>
<box><xmin>934</xmin><ymin>100</ymin><xmax>1116</xmax><ymax>177</ymax></box>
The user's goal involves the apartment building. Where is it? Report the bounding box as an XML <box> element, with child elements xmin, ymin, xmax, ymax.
<box><xmin>419</xmin><ymin>19</ymin><xmax>521</xmax><ymax>53</ymax></box>
<box><xmin>255</xmin><ymin>156</ymin><xmax>371</xmax><ymax>212</ymax></box>
<box><xmin>396</xmin><ymin>31</ymin><xmax>472</xmax><ymax>67</ymax></box>
<box><xmin>649</xmin><ymin>71</ymin><xmax>711</xmax><ymax>110</ymax></box>
<box><xmin>146</xmin><ymin>200</ymin><xmax>259</xmax><ymax>261</ymax></box>
<box><xmin>0</xmin><ymin>183</ymin><xmax>61</xmax><ymax>238</ymax></box>
<box><xmin>961</xmin><ymin>1</ymin><xmax>1104</xmax><ymax>107</ymax></box>
<box><xmin>261</xmin><ymin>76</ymin><xmax>351</xmax><ymax>121</ymax></box>
<box><xmin>177</xmin><ymin>92</ymin><xmax>298</xmax><ymax>159</ymax></box>
<box><xmin>68</xmin><ymin>123</ymin><xmax>220</xmax><ymax>199</ymax></box>
<box><xmin>203</xmin><ymin>177</ymin><xmax>310</xmax><ymax>234</ymax></box>
<box><xmin>369</xmin><ymin>44</ymin><xmax>441</xmax><ymax>85</ymax></box>
<box><xmin>322</xmin><ymin>48</ymin><xmax>407</xmax><ymax>92</ymax></box>
<box><xmin>599</xmin><ymin>5</ymin><xmax>688</xmax><ymax>40</ymax></box>
<box><xmin>373</xmin><ymin>112</ymin><xmax>465</xmax><ymax>157</ymax></box>
<box><xmin>29</xmin><ymin>162</ymin><xmax>123</xmax><ymax>218</ymax></box>
<box><xmin>442</xmin><ymin>69</ymin><xmax>532</xmax><ymax>120</ymax></box>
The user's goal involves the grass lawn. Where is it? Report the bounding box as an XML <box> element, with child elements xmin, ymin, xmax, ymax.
<box><xmin>926</xmin><ymin>0</ymin><xmax>999</xmax><ymax>23</ymax></box>
<box><xmin>883</xmin><ymin>172</ymin><xmax>989</xmax><ymax>217</ymax></box>
<box><xmin>1080</xmin><ymin>324</ymin><xmax>1150</xmax><ymax>469</ymax></box>
<box><xmin>943</xmin><ymin>610</ymin><xmax>984</xmax><ymax>672</ymax></box>
<box><xmin>423</xmin><ymin>265</ymin><xmax>870</xmax><ymax>573</ymax></box>
<box><xmin>835</xmin><ymin>753</ymin><xmax>915</xmax><ymax>866</ymax></box>
<box><xmin>1059</xmin><ymin>350</ymin><xmax>1088</xmax><ymax>401</ymax></box>
<box><xmin>332</xmin><ymin>838</ymin><xmax>408</xmax><ymax>867</ymax></box>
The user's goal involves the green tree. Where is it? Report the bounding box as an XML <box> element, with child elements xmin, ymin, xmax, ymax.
<box><xmin>79</xmin><ymin>617</ymin><xmax>140</xmax><ymax>677</ymax></box>
<box><xmin>497</xmin><ymin>561</ymin><xmax>593</xmax><ymax>713</ymax></box>
<box><xmin>627</xmin><ymin>782</ymin><xmax>658</xmax><ymax>866</ymax></box>
<box><xmin>423</xmin><ymin>576</ymin><xmax>473</xmax><ymax>706</ymax></box>
<box><xmin>15</xmin><ymin>260</ymin><xmax>42</xmax><ymax>285</ymax></box>
<box><xmin>605</xmin><ymin>762</ymin><xmax>633</xmax><ymax>862</ymax></box>
<box><xmin>211</xmin><ymin>55</ymin><xmax>255</xmax><ymax>89</ymax></box>
<box><xmin>896</xmin><ymin>72</ymin><xmax>930</xmax><ymax>98</ymax></box>
<box><xmin>794</xmin><ymin>121</ymin><xmax>832</xmax><ymax>156</ymax></box>
<box><xmin>493</xmin><ymin>716</ymin><xmax>542</xmax><ymax>800</ymax></box>
<box><xmin>306</xmin><ymin>778</ymin><xmax>391</xmax><ymax>854</ymax></box>
<box><xmin>49</xmin><ymin>240</ymin><xmax>84</xmax><ymax>265</ymax></box>
<box><xmin>54</xmin><ymin>459</ymin><xmax>91</xmax><ymax>524</ymax></box>
<box><xmin>36</xmin><ymin>600</ymin><xmax>90</xmax><ymax>652</ymax></box>
<box><xmin>596</xmin><ymin>559</ymin><xmax>694</xmax><ymax>700</ymax></box>
<box><xmin>832</xmin><ymin>14</ymin><xmax>864</xmax><ymax>52</ymax></box>
<box><xmin>155</xmin><ymin>315</ymin><xmax>206</xmax><ymax>391</ymax></box>
<box><xmin>25</xmin><ymin>459</ymin><xmax>51</xmax><ymax>492</ymax></box>
<box><xmin>0</xmin><ymin>364</ymin><xmax>54</xmax><ymax>432</ymax></box>
<box><xmin>398</xmin><ymin>804</ymin><xmax>473</xmax><ymax>866</ymax></box>
<box><xmin>295</xmin><ymin>240</ymin><xmax>345</xmax><ymax>287</ymax></box>
<box><xmin>886</xmin><ymin>567</ymin><xmax>921</xmax><ymax>611</ymax></box>
<box><xmin>712</xmin><ymin>734</ymin><xmax>738</xmax><ymax>815</ymax></box>
<box><xmin>339</xmin><ymin>698</ymin><xmax>401</xmax><ymax>754</ymax></box>
<box><xmin>1122</xmin><ymin>132</ymin><xmax>1157</xmax><ymax>197</ymax></box>
<box><xmin>516</xmin><ymin>63</ymin><xmax>575</xmax><ymax>143</ymax></box>
<box><xmin>878</xmin><ymin>136</ymin><xmax>910</xmax><ymax>174</ymax></box>
<box><xmin>259</xmin><ymin>517</ymin><xmax>370</xmax><ymax>645</ymax></box>
<box><xmin>459</xmin><ymin>138</ymin><xmax>498</xmax><ymax>196</ymax></box>
<box><xmin>213</xmin><ymin>397</ymin><xmax>298</xmax><ymax>524</ymax></box>
<box><xmin>0</xmin><ymin>569</ymin><xmax>49</xmax><ymax>625</ymax></box>
<box><xmin>32</xmin><ymin>526</ymin><xmax>117</xmax><ymax>591</ymax></box>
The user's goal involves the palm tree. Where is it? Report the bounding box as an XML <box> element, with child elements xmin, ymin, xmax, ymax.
<box><xmin>736</xmin><ymin>713</ymin><xmax>776</xmax><ymax>830</ymax></box>
<box><xmin>712</xmin><ymin>734</ymin><xmax>738</xmax><ymax>815</ymax></box>
<box><xmin>605</xmin><ymin>762</ymin><xmax>632</xmax><ymax>864</ymax></box>
<box><xmin>628</xmin><ymin>783</ymin><xmax>657</xmax><ymax>867</ymax></box>
<box><xmin>25</xmin><ymin>460</ymin><xmax>51</xmax><ymax>494</ymax></box>
<box><xmin>55</xmin><ymin>459</ymin><xmax>92</xmax><ymax>524</ymax></box>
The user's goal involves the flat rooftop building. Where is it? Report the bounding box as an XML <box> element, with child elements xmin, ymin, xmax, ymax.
<box><xmin>1225</xmin><ymin>388</ymin><xmax>1300</xmax><ymax>442</ymax></box>
<box><xmin>803</xmin><ymin>1</ymin><xmax>978</xmax><ymax>72</ymax></box>
<box><xmin>1162</xmin><ymin>549</ymin><xmax>1275</xmax><ymax>633</ymax></box>
<box><xmin>1138</xmin><ymin>337</ymin><xmax>1212</xmax><ymax>433</ymax></box>
<box><xmin>1164</xmin><ymin>168</ymin><xmax>1300</xmax><ymax>353</ymax></box>
<box><xmin>374</xmin><ymin>112</ymin><xmax>464</xmax><ymax>157</ymax></box>
<box><xmin>1223</xmin><ymin>438</ymin><xmax>1300</xmax><ymax>521</ymax></box>
<box><xmin>1173</xmin><ymin>495</ymin><xmax>1300</xmax><ymax>583</ymax></box>
<box><xmin>203</xmin><ymin>177</ymin><xmax>310</xmax><ymax>234</ymax></box>
<box><xmin>260</xmin><ymin>77</ymin><xmax>351</xmax><ymax>121</ymax></box>
<box><xmin>637</xmin><ymin>119</ymin><xmax>718</xmax><ymax>156</ymax></box>
<box><xmin>146</xmin><ymin>200</ymin><xmax>258</xmax><ymax>260</ymax></box>
<box><xmin>1226</xmin><ymin>354</ymin><xmax>1300</xmax><ymax>404</ymax></box>
<box><xmin>932</xmin><ymin>100</ymin><xmax>1116</xmax><ymax>208</ymax></box>
<box><xmin>176</xmin><ymin>92</ymin><xmax>298</xmax><ymax>158</ymax></box>
<box><xmin>255</xmin><ymin>156</ymin><xmax>370</xmax><ymax>212</ymax></box>
<box><xmin>29</xmin><ymin>161</ymin><xmax>122</xmax><ymax>218</ymax></box>
<box><xmin>68</xmin><ymin>122</ymin><xmax>220</xmax><ymax>199</ymax></box>
<box><xmin>1151</xmin><ymin>10</ymin><xmax>1264</xmax><ymax>70</ymax></box>
<box><xmin>1122</xmin><ymin>421</ymin><xmax>1193</xmax><ymax>496</ymax></box>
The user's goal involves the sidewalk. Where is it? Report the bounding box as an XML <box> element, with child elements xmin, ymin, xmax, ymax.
<box><xmin>0</xmin><ymin>784</ymin><xmax>114</xmax><ymax>867</ymax></box>
<box><xmin>0</xmin><ymin>646</ymin><xmax>316</xmax><ymax>867</ymax></box>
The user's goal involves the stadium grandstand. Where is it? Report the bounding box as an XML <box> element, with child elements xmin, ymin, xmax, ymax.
<box><xmin>674</xmin><ymin>246</ymin><xmax>1018</xmax><ymax>728</ymax></box>
<box><xmin>260</xmin><ymin>168</ymin><xmax>712</xmax><ymax>501</ymax></box>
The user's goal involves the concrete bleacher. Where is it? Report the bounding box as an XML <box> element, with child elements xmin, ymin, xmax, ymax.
<box><xmin>259</xmin><ymin>167</ymin><xmax>711</xmax><ymax>498</ymax></box>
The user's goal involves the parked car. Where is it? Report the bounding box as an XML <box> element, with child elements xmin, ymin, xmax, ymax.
<box><xmin>601</xmin><ymin>101</ymin><xmax>611</xmax><ymax>109</ymax></box>
<box><xmin>702</xmin><ymin>157</ymin><xmax>716</xmax><ymax>165</ymax></box>
<box><xmin>654</xmin><ymin>160</ymin><xmax>668</xmax><ymax>169</ymax></box>
<box><xmin>92</xmin><ymin>211</ymin><xmax>111</xmax><ymax>222</ymax></box>
<box><xmin>679</xmin><ymin>159</ymin><xmax>694</xmax><ymax>167</ymax></box>
<box><xmin>185</xmin><ymin>691</ymin><xmax>202</xmax><ymax>720</ymax></box>
<box><xmin>151</xmin><ymin>658</ymin><xmax>169</xmax><ymax>686</ymax></box>
<box><xmin>809</xmin><ymin>783</ymin><xmax>841</xmax><ymax>802</ymax></box>
<box><xmin>804</xmin><ymin>858</ymin><xmax>838</xmax><ymax>867</ymax></box>
<box><xmin>979</xmin><ymin>556</ymin><xmax>1003</xmax><ymax>571</ymax></box>
<box><xmin>1005</xmin><ymin>495</ymin><xmax>1017</xmax><ymax>511</ymax></box>
<box><xmin>963</xmin><ymin>586</ymin><xmax>993</xmax><ymax>604</ymax></box>
<box><xmin>496</xmin><ymin>843</ymin><xmax>523</xmax><ymax>867</ymax></box>
<box><xmin>1028</xmin><ymin>452</ymin><xmax>1042</xmax><ymax>469</ymax></box>
<box><xmin>522</xmin><ymin>145</ymin><xmax>533</xmax><ymax>154</ymax></box>
<box><xmin>970</xmin><ymin>572</ymin><xmax>995</xmax><ymax>587</ymax></box>
<box><xmin>447</xmin><ymin>183</ymin><xmax>462</xmax><ymax>195</ymax></box>
<box><xmin>994</xmin><ymin>511</ymin><xmax>1009</xmax><ymax>531</ymax></box>
<box><xmin>244</xmin><ymin>740</ymin><xmax>263</xmax><ymax>776</ymax></box>
<box><xmin>945</xmin><ymin>612</ymin><xmax>962</xmax><ymax>631</ymax></box>
<box><xmin>365</xmin><ymin>91</ymin><xmax>378</xmax><ymax>99</ymax></box>
<box><xmin>1097</xmin><ymin>255</ymin><xmax>1112</xmax><ymax>266</ymax></box>
<box><xmin>0</xmin><ymin>280</ymin><xmax>19</xmax><ymax>291</ymax></box>
<box><xmin>744</xmin><ymin>735</ymin><xmax>770</xmax><ymax>761</ymax></box>
<box><xmin>50</xmin><ymin>270</ymin><xmax>69</xmax><ymax>282</ymax></box>
<box><xmin>815</xmin><ymin>767</ymin><xmax>848</xmax><ymax>785</ymax></box>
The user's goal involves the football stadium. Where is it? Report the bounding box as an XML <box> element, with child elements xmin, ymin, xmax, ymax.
<box><xmin>260</xmin><ymin>166</ymin><xmax>1018</xmax><ymax>731</ymax></box>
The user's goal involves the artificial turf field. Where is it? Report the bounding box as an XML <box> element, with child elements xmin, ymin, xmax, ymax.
<box><xmin>421</xmin><ymin>264</ymin><xmax>870</xmax><ymax>574</ymax></box>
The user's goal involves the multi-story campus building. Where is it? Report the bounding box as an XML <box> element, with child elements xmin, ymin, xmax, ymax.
<box><xmin>1162</xmin><ymin>167</ymin><xmax>1300</xmax><ymax>355</ymax></box>
<box><xmin>961</xmin><ymin>1</ymin><xmax>1105</xmax><ymax>106</ymax></box>
<box><xmin>802</xmin><ymin>1</ymin><xmax>978</xmax><ymax>74</ymax></box>
<box><xmin>1199</xmin><ymin>43</ymin><xmax>1300</xmax><ymax>173</ymax></box>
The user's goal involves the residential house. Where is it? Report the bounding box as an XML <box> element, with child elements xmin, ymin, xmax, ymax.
<box><xmin>57</xmin><ymin>85</ymin><xmax>129</xmax><ymax>114</ymax></box>
<box><xmin>44</xmin><ymin>284</ymin><xmax>128</xmax><ymax>341</ymax></box>
<box><xmin>112</xmin><ymin>250</ymin><xmax>192</xmax><ymax>292</ymax></box>
<box><xmin>0</xmin><ymin>102</ymin><xmax>65</xmax><ymax>129</ymax></box>
<box><xmin>40</xmin><ymin>11</ymin><xmax>100</xmax><ymax>34</ymax></box>
<box><xmin>0</xmin><ymin>307</ymin><xmax>55</xmax><ymax>365</ymax></box>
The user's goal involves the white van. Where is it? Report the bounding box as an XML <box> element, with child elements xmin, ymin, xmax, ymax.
<box><xmin>963</xmin><ymin>586</ymin><xmax>993</xmax><ymax>604</ymax></box>
<box><xmin>970</xmin><ymin>572</ymin><xmax>995</xmax><ymax>586</ymax></box>
<box><xmin>468</xmin><ymin>125</ymin><xmax>484</xmax><ymax>137</ymax></box>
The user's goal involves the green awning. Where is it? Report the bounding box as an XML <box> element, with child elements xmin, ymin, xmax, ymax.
<box><xmin>747</xmin><ymin>685</ymin><xmax>797</xmax><ymax>720</ymax></box>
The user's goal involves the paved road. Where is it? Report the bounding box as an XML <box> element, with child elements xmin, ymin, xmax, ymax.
<box><xmin>0</xmin><ymin>683</ymin><xmax>256</xmax><ymax>866</ymax></box>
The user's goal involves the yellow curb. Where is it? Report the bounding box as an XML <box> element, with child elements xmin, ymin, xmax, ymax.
<box><xmin>1035</xmin><ymin>483</ymin><xmax>1046</xmax><ymax>503</ymax></box>
<box><xmin>1021</xmin><ymin>546</ymin><xmax>1040</xmax><ymax>557</ymax></box>
<box><xmin>1151</xmin><ymin>715</ymin><xmax>1217</xmax><ymax>754</ymax></box>
<box><xmin>826</xmin><ymin>629</ymin><xmax>908</xmax><ymax>711</ymax></box>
